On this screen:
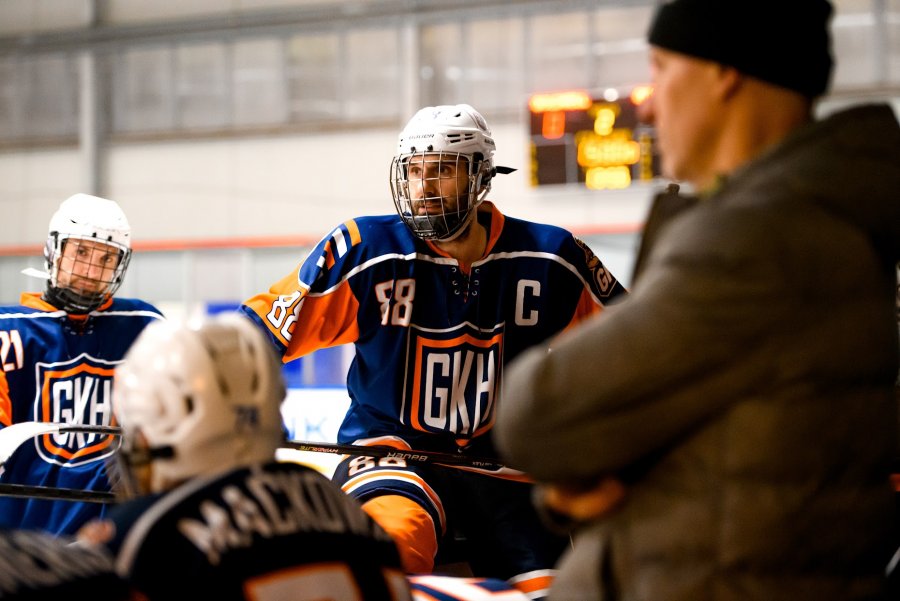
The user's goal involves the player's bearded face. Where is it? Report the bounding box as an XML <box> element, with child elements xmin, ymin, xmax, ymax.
<box><xmin>56</xmin><ymin>238</ymin><xmax>122</xmax><ymax>298</ymax></box>
<box><xmin>406</xmin><ymin>153</ymin><xmax>471</xmax><ymax>216</ymax></box>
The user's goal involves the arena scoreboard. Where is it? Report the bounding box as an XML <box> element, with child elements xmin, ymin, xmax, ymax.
<box><xmin>528</xmin><ymin>87</ymin><xmax>660</xmax><ymax>190</ymax></box>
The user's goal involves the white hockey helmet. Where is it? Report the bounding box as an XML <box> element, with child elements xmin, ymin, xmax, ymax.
<box><xmin>390</xmin><ymin>104</ymin><xmax>513</xmax><ymax>241</ymax></box>
<box><xmin>111</xmin><ymin>314</ymin><xmax>286</xmax><ymax>496</ymax></box>
<box><xmin>44</xmin><ymin>193</ymin><xmax>132</xmax><ymax>313</ymax></box>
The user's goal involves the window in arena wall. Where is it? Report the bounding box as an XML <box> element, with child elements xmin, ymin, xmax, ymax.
<box><xmin>420</xmin><ymin>22</ymin><xmax>465</xmax><ymax>107</ymax></box>
<box><xmin>832</xmin><ymin>0</ymin><xmax>900</xmax><ymax>88</ymax></box>
<box><xmin>174</xmin><ymin>41</ymin><xmax>230</xmax><ymax>130</ymax></box>
<box><xmin>589</xmin><ymin>6</ymin><xmax>653</xmax><ymax>91</ymax></box>
<box><xmin>466</xmin><ymin>17</ymin><xmax>525</xmax><ymax>114</ymax></box>
<box><xmin>526</xmin><ymin>11</ymin><xmax>591</xmax><ymax>95</ymax></box>
<box><xmin>25</xmin><ymin>54</ymin><xmax>78</xmax><ymax>139</ymax></box>
<box><xmin>0</xmin><ymin>53</ymin><xmax>77</xmax><ymax>141</ymax></box>
<box><xmin>111</xmin><ymin>46</ymin><xmax>176</xmax><ymax>133</ymax></box>
<box><xmin>343</xmin><ymin>26</ymin><xmax>402</xmax><ymax>121</ymax></box>
<box><xmin>233</xmin><ymin>37</ymin><xmax>289</xmax><ymax>127</ymax></box>
<box><xmin>890</xmin><ymin>0</ymin><xmax>900</xmax><ymax>84</ymax></box>
<box><xmin>0</xmin><ymin>57</ymin><xmax>16</xmax><ymax>139</ymax></box>
<box><xmin>287</xmin><ymin>31</ymin><xmax>341</xmax><ymax>123</ymax></box>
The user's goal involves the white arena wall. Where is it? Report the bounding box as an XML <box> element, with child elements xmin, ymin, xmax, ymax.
<box><xmin>0</xmin><ymin>121</ymin><xmax>655</xmax><ymax>309</ymax></box>
<box><xmin>0</xmin><ymin>122</ymin><xmax>653</xmax><ymax>247</ymax></box>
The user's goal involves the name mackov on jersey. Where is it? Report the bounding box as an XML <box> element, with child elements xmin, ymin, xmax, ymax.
<box><xmin>177</xmin><ymin>466</ymin><xmax>393</xmax><ymax>565</ymax></box>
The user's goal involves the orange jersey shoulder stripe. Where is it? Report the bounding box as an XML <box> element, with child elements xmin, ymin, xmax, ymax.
<box><xmin>244</xmin><ymin>272</ymin><xmax>361</xmax><ymax>361</ymax></box>
<box><xmin>0</xmin><ymin>370</ymin><xmax>10</xmax><ymax>427</ymax></box>
<box><xmin>558</xmin><ymin>286</ymin><xmax>605</xmax><ymax>337</ymax></box>
<box><xmin>285</xmin><ymin>284</ymin><xmax>361</xmax><ymax>360</ymax></box>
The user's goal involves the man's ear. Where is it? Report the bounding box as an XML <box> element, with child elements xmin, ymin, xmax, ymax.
<box><xmin>716</xmin><ymin>64</ymin><xmax>742</xmax><ymax>101</ymax></box>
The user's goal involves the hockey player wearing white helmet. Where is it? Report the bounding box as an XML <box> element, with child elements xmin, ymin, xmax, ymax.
<box><xmin>72</xmin><ymin>315</ymin><xmax>532</xmax><ymax>601</ymax></box>
<box><xmin>390</xmin><ymin>104</ymin><xmax>512</xmax><ymax>243</ymax></box>
<box><xmin>75</xmin><ymin>315</ymin><xmax>414</xmax><ymax>601</ymax></box>
<box><xmin>0</xmin><ymin>194</ymin><xmax>163</xmax><ymax>536</ymax></box>
<box><xmin>241</xmin><ymin>104</ymin><xmax>628</xmax><ymax>599</ymax></box>
<box><xmin>43</xmin><ymin>193</ymin><xmax>133</xmax><ymax>314</ymax></box>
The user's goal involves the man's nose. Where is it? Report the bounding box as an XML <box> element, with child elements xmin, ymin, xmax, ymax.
<box><xmin>79</xmin><ymin>254</ymin><xmax>105</xmax><ymax>279</ymax></box>
<box><xmin>412</xmin><ymin>173</ymin><xmax>439</xmax><ymax>198</ymax></box>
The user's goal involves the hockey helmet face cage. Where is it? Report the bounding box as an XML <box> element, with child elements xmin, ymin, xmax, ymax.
<box><xmin>109</xmin><ymin>314</ymin><xmax>287</xmax><ymax>498</ymax></box>
<box><xmin>390</xmin><ymin>104</ymin><xmax>497</xmax><ymax>241</ymax></box>
<box><xmin>44</xmin><ymin>194</ymin><xmax>132</xmax><ymax>314</ymax></box>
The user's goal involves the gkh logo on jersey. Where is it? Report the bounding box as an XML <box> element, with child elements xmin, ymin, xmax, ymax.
<box><xmin>402</xmin><ymin>323</ymin><xmax>503</xmax><ymax>440</ymax></box>
<box><xmin>33</xmin><ymin>354</ymin><xmax>120</xmax><ymax>467</ymax></box>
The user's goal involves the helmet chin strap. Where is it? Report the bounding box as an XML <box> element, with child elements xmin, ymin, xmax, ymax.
<box><xmin>42</xmin><ymin>284</ymin><xmax>108</xmax><ymax>315</ymax></box>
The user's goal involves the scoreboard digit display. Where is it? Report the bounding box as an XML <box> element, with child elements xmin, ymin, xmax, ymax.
<box><xmin>528</xmin><ymin>88</ymin><xmax>660</xmax><ymax>190</ymax></box>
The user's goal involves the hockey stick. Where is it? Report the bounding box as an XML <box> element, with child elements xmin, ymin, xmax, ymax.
<box><xmin>0</xmin><ymin>422</ymin><xmax>121</xmax><ymax>468</ymax></box>
<box><xmin>0</xmin><ymin>482</ymin><xmax>114</xmax><ymax>503</ymax></box>
<box><xmin>0</xmin><ymin>422</ymin><xmax>121</xmax><ymax>503</ymax></box>
<box><xmin>282</xmin><ymin>439</ymin><xmax>512</xmax><ymax>472</ymax></box>
<box><xmin>0</xmin><ymin>424</ymin><xmax>514</xmax><ymax>504</ymax></box>
<box><xmin>3</xmin><ymin>422</ymin><xmax>512</xmax><ymax>470</ymax></box>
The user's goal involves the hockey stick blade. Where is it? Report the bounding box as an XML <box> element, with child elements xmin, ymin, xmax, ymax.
<box><xmin>0</xmin><ymin>482</ymin><xmax>115</xmax><ymax>503</ymax></box>
<box><xmin>0</xmin><ymin>423</ymin><xmax>121</xmax><ymax>503</ymax></box>
<box><xmin>0</xmin><ymin>422</ymin><xmax>121</xmax><ymax>467</ymax></box>
<box><xmin>282</xmin><ymin>439</ymin><xmax>512</xmax><ymax>472</ymax></box>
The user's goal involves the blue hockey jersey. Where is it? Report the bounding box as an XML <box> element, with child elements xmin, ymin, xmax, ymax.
<box><xmin>104</xmin><ymin>460</ymin><xmax>410</xmax><ymax>601</ymax></box>
<box><xmin>242</xmin><ymin>202</ymin><xmax>626</xmax><ymax>460</ymax></box>
<box><xmin>0</xmin><ymin>292</ymin><xmax>163</xmax><ymax>535</ymax></box>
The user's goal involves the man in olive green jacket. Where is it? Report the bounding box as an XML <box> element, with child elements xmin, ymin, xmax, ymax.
<box><xmin>496</xmin><ymin>1</ymin><xmax>900</xmax><ymax>600</ymax></box>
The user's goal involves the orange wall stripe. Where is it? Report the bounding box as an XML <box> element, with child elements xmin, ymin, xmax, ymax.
<box><xmin>0</xmin><ymin>223</ymin><xmax>641</xmax><ymax>257</ymax></box>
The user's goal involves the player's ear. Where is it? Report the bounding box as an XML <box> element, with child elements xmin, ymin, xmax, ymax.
<box><xmin>716</xmin><ymin>64</ymin><xmax>742</xmax><ymax>100</ymax></box>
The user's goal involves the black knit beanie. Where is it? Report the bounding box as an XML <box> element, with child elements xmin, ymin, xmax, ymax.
<box><xmin>647</xmin><ymin>0</ymin><xmax>834</xmax><ymax>98</ymax></box>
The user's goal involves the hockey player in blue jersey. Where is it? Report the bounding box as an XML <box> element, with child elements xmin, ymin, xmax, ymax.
<box><xmin>77</xmin><ymin>314</ymin><xmax>411</xmax><ymax>600</ymax></box>
<box><xmin>73</xmin><ymin>314</ymin><xmax>532</xmax><ymax>601</ymax></box>
<box><xmin>241</xmin><ymin>103</ymin><xmax>628</xmax><ymax>598</ymax></box>
<box><xmin>0</xmin><ymin>193</ymin><xmax>163</xmax><ymax>536</ymax></box>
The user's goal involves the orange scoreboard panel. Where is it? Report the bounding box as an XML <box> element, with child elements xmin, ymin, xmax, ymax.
<box><xmin>528</xmin><ymin>87</ymin><xmax>660</xmax><ymax>190</ymax></box>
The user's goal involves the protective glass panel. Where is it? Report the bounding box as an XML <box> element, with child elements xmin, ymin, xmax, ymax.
<box><xmin>22</xmin><ymin>54</ymin><xmax>77</xmax><ymax>138</ymax></box>
<box><xmin>0</xmin><ymin>57</ymin><xmax>21</xmax><ymax>139</ymax></box>
<box><xmin>590</xmin><ymin>6</ymin><xmax>652</xmax><ymax>90</ymax></box>
<box><xmin>118</xmin><ymin>251</ymin><xmax>184</xmax><ymax>301</ymax></box>
<box><xmin>175</xmin><ymin>42</ymin><xmax>229</xmax><ymax>129</ymax></box>
<box><xmin>286</xmin><ymin>32</ymin><xmax>340</xmax><ymax>122</ymax></box>
<box><xmin>190</xmin><ymin>249</ymin><xmax>245</xmax><ymax>301</ymax></box>
<box><xmin>0</xmin><ymin>257</ymin><xmax>43</xmax><ymax>304</ymax></box>
<box><xmin>832</xmin><ymin>0</ymin><xmax>880</xmax><ymax>87</ymax></box>
<box><xmin>345</xmin><ymin>27</ymin><xmax>401</xmax><ymax>120</ymax></box>
<box><xmin>891</xmin><ymin>0</ymin><xmax>900</xmax><ymax>84</ymax></box>
<box><xmin>111</xmin><ymin>46</ymin><xmax>175</xmax><ymax>132</ymax></box>
<box><xmin>467</xmin><ymin>18</ymin><xmax>524</xmax><ymax>112</ymax></box>
<box><xmin>420</xmin><ymin>22</ymin><xmax>464</xmax><ymax>107</ymax></box>
<box><xmin>233</xmin><ymin>37</ymin><xmax>288</xmax><ymax>126</ymax></box>
<box><xmin>528</xmin><ymin>11</ymin><xmax>590</xmax><ymax>93</ymax></box>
